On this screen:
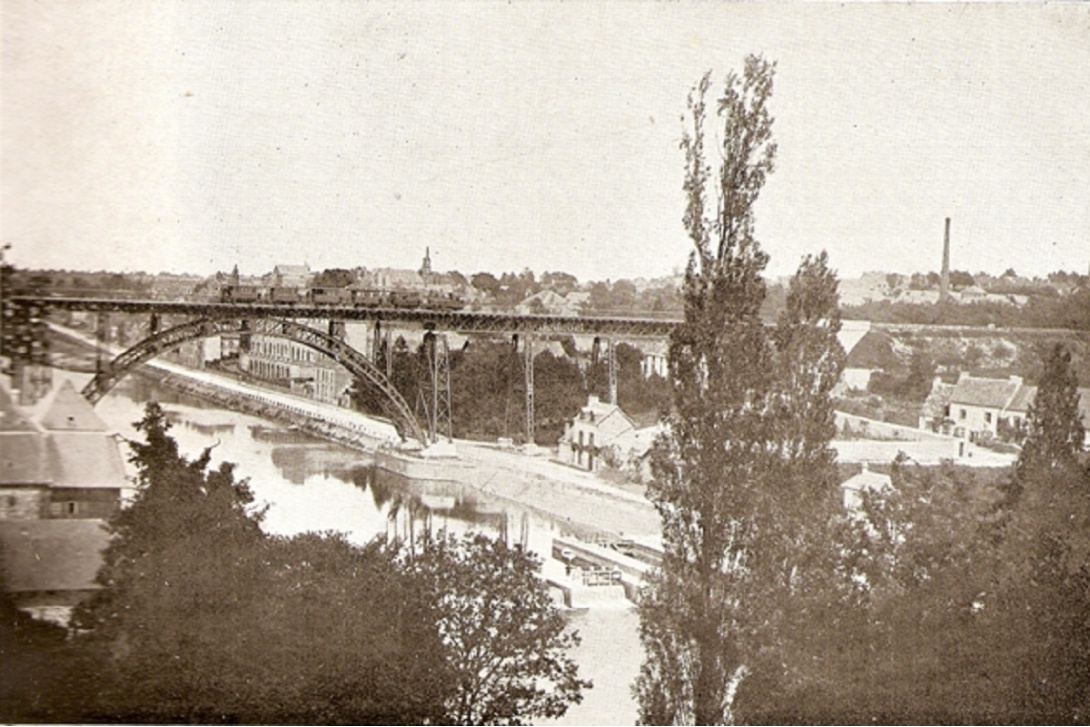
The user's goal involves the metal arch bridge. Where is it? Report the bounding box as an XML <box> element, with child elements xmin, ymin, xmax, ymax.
<box><xmin>8</xmin><ymin>295</ymin><xmax>682</xmax><ymax>445</ymax></box>
<box><xmin>11</xmin><ymin>296</ymin><xmax>682</xmax><ymax>337</ymax></box>
<box><xmin>81</xmin><ymin>316</ymin><xmax>428</xmax><ymax>445</ymax></box>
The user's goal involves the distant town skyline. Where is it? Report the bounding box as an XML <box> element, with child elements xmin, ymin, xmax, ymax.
<box><xmin>3</xmin><ymin>2</ymin><xmax>1088</xmax><ymax>281</ymax></box>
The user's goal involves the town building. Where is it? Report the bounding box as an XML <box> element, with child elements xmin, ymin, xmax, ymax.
<box><xmin>239</xmin><ymin>338</ymin><xmax>353</xmax><ymax>407</ymax></box>
<box><xmin>0</xmin><ymin>377</ymin><xmax>124</xmax><ymax>623</ymax></box>
<box><xmin>922</xmin><ymin>372</ymin><xmax>1090</xmax><ymax>447</ymax></box>
<box><xmin>515</xmin><ymin>289</ymin><xmax>583</xmax><ymax>317</ymax></box>
<box><xmin>2</xmin><ymin>380</ymin><xmax>126</xmax><ymax>521</ymax></box>
<box><xmin>557</xmin><ymin>395</ymin><xmax>639</xmax><ymax>472</ymax></box>
<box><xmin>944</xmin><ymin>373</ymin><xmax>1028</xmax><ymax>441</ymax></box>
<box><xmin>265</xmin><ymin>264</ymin><xmax>313</xmax><ymax>289</ymax></box>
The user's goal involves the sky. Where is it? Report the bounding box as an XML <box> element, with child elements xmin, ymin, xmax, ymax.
<box><xmin>2</xmin><ymin>1</ymin><xmax>1088</xmax><ymax>282</ymax></box>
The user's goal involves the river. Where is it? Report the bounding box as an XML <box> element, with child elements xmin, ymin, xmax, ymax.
<box><xmin>94</xmin><ymin>372</ymin><xmax>643</xmax><ymax>726</ymax></box>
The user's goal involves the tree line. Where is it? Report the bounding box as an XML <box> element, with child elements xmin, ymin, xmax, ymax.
<box><xmin>352</xmin><ymin>336</ymin><xmax>671</xmax><ymax>446</ymax></box>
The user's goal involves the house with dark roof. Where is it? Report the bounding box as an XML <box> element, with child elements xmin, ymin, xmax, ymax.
<box><xmin>0</xmin><ymin>378</ymin><xmax>123</xmax><ymax>622</ymax></box>
<box><xmin>0</xmin><ymin>519</ymin><xmax>110</xmax><ymax>624</ymax></box>
<box><xmin>0</xmin><ymin>386</ymin><xmax>51</xmax><ymax>520</ymax></box>
<box><xmin>33</xmin><ymin>381</ymin><xmax>126</xmax><ymax>519</ymax></box>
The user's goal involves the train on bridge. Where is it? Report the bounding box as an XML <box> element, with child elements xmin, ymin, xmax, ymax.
<box><xmin>220</xmin><ymin>283</ymin><xmax>466</xmax><ymax>311</ymax></box>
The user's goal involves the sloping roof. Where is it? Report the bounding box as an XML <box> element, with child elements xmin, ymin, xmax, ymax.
<box><xmin>0</xmin><ymin>519</ymin><xmax>110</xmax><ymax>593</ymax></box>
<box><xmin>1006</xmin><ymin>385</ymin><xmax>1038</xmax><ymax>415</ymax></box>
<box><xmin>517</xmin><ymin>289</ymin><xmax>574</xmax><ymax>314</ymax></box>
<box><xmin>580</xmin><ymin>396</ymin><xmax>638</xmax><ymax>432</ymax></box>
<box><xmin>949</xmin><ymin>375</ymin><xmax>1021</xmax><ymax>409</ymax></box>
<box><xmin>0</xmin><ymin>432</ymin><xmax>49</xmax><ymax>485</ymax></box>
<box><xmin>46</xmin><ymin>432</ymin><xmax>127</xmax><ymax>488</ymax></box>
<box><xmin>36</xmin><ymin>380</ymin><xmax>109</xmax><ymax>432</ymax></box>
<box><xmin>845</xmin><ymin>330</ymin><xmax>898</xmax><ymax>369</ymax></box>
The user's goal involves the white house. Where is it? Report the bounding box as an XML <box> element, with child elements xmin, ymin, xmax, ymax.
<box><xmin>557</xmin><ymin>395</ymin><xmax>639</xmax><ymax>472</ymax></box>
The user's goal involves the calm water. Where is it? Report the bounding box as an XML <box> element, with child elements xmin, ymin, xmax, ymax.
<box><xmin>96</xmin><ymin>373</ymin><xmax>643</xmax><ymax>726</ymax></box>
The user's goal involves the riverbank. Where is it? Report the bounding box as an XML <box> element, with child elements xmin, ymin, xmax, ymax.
<box><xmin>47</xmin><ymin>323</ymin><xmax>661</xmax><ymax>541</ymax></box>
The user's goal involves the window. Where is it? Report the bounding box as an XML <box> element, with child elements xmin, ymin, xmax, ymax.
<box><xmin>984</xmin><ymin>411</ymin><xmax>992</xmax><ymax>424</ymax></box>
<box><xmin>960</xmin><ymin>409</ymin><xmax>967</xmax><ymax>420</ymax></box>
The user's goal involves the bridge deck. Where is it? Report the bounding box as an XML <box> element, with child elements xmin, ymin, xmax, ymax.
<box><xmin>13</xmin><ymin>296</ymin><xmax>681</xmax><ymax>337</ymax></box>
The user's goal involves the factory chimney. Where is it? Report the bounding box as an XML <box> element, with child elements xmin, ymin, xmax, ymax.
<box><xmin>940</xmin><ymin>217</ymin><xmax>951</xmax><ymax>301</ymax></box>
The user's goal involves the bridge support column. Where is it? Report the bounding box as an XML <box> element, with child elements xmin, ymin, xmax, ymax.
<box><xmin>417</xmin><ymin>331</ymin><xmax>452</xmax><ymax>444</ymax></box>
<box><xmin>606</xmin><ymin>337</ymin><xmax>616</xmax><ymax>405</ymax></box>
<box><xmin>590</xmin><ymin>336</ymin><xmax>617</xmax><ymax>404</ymax></box>
<box><xmin>95</xmin><ymin>311</ymin><xmax>109</xmax><ymax>376</ymax></box>
<box><xmin>327</xmin><ymin>319</ymin><xmax>346</xmax><ymax>340</ymax></box>
<box><xmin>371</xmin><ymin>321</ymin><xmax>382</xmax><ymax>361</ymax></box>
<box><xmin>524</xmin><ymin>332</ymin><xmax>535</xmax><ymax>445</ymax></box>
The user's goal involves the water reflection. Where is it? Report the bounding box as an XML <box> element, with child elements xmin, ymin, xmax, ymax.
<box><xmin>96</xmin><ymin>371</ymin><xmax>640</xmax><ymax>726</ymax></box>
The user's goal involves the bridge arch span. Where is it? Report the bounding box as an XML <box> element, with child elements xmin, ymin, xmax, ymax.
<box><xmin>82</xmin><ymin>316</ymin><xmax>426</xmax><ymax>444</ymax></box>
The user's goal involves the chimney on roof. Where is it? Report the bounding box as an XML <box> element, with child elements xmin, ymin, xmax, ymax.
<box><xmin>940</xmin><ymin>217</ymin><xmax>951</xmax><ymax>301</ymax></box>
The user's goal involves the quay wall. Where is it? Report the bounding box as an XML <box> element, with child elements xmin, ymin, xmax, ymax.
<box><xmin>156</xmin><ymin>372</ymin><xmax>399</xmax><ymax>450</ymax></box>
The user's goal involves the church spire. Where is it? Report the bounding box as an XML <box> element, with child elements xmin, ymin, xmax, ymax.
<box><xmin>420</xmin><ymin>246</ymin><xmax>432</xmax><ymax>277</ymax></box>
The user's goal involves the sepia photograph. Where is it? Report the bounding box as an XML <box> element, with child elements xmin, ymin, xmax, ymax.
<box><xmin>2</xmin><ymin>1</ymin><xmax>1088</xmax><ymax>724</ymax></box>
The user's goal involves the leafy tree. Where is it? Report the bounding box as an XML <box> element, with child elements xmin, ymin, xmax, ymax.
<box><xmin>584</xmin><ymin>280</ymin><xmax>613</xmax><ymax>312</ymax></box>
<box><xmin>614</xmin><ymin>342</ymin><xmax>672</xmax><ymax>421</ymax></box>
<box><xmin>406</xmin><ymin>532</ymin><xmax>590</xmax><ymax>725</ymax></box>
<box><xmin>472</xmin><ymin>271</ymin><xmax>502</xmax><ymax>296</ymax></box>
<box><xmin>541</xmin><ymin>270</ymin><xmax>579</xmax><ymax>294</ymax></box>
<box><xmin>530</xmin><ymin>349</ymin><xmax>586</xmax><ymax>445</ymax></box>
<box><xmin>991</xmin><ymin>344</ymin><xmax>1090</xmax><ymax>721</ymax></box>
<box><xmin>637</xmin><ymin>57</ymin><xmax>846</xmax><ymax>725</ymax></box>
<box><xmin>73</xmin><ymin>404</ymin><xmax>449</xmax><ymax>723</ymax></box>
<box><xmin>448</xmin><ymin>339</ymin><xmax>523</xmax><ymax>440</ymax></box>
<box><xmin>831</xmin><ymin>460</ymin><xmax>1010</xmax><ymax>722</ymax></box>
<box><xmin>612</xmin><ymin>279</ymin><xmax>638</xmax><ymax>310</ymax></box>
<box><xmin>1017</xmin><ymin>344</ymin><xmax>1086</xmax><ymax>477</ymax></box>
<box><xmin>949</xmin><ymin>270</ymin><xmax>975</xmax><ymax>288</ymax></box>
<box><xmin>637</xmin><ymin>59</ymin><xmax>779</xmax><ymax>725</ymax></box>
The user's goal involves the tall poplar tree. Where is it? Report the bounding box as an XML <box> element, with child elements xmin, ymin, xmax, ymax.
<box><xmin>993</xmin><ymin>344</ymin><xmax>1090</xmax><ymax>720</ymax></box>
<box><xmin>635</xmin><ymin>57</ymin><xmax>846</xmax><ymax>725</ymax></box>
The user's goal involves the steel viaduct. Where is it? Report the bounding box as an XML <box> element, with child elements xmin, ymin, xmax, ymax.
<box><xmin>5</xmin><ymin>295</ymin><xmax>682</xmax><ymax>446</ymax></box>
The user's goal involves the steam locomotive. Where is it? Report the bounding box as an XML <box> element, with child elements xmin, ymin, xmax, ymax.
<box><xmin>220</xmin><ymin>284</ymin><xmax>464</xmax><ymax>311</ymax></box>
